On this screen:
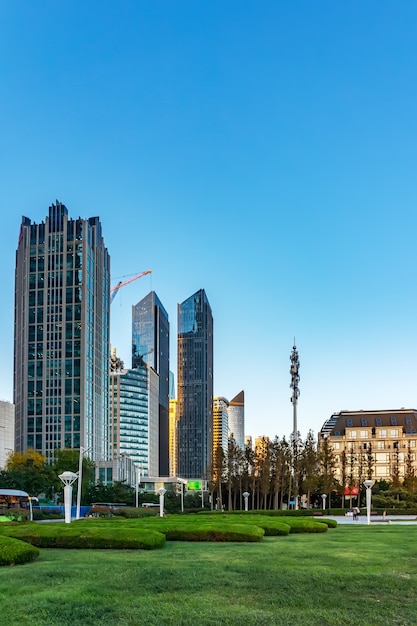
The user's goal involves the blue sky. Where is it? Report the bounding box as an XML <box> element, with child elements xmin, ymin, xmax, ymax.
<box><xmin>1</xmin><ymin>2</ymin><xmax>416</xmax><ymax>441</ymax></box>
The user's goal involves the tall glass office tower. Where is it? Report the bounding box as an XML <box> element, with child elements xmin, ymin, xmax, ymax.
<box><xmin>177</xmin><ymin>289</ymin><xmax>213</xmax><ymax>479</ymax></box>
<box><xmin>132</xmin><ymin>291</ymin><xmax>169</xmax><ymax>476</ymax></box>
<box><xmin>227</xmin><ymin>390</ymin><xmax>245</xmax><ymax>450</ymax></box>
<box><xmin>109</xmin><ymin>365</ymin><xmax>159</xmax><ymax>478</ymax></box>
<box><xmin>14</xmin><ymin>201</ymin><xmax>110</xmax><ymax>462</ymax></box>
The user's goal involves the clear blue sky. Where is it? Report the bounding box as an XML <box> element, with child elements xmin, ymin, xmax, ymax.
<box><xmin>1</xmin><ymin>2</ymin><xmax>416</xmax><ymax>441</ymax></box>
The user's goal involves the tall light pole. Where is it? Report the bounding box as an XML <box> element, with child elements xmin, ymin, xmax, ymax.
<box><xmin>135</xmin><ymin>466</ymin><xmax>141</xmax><ymax>508</ymax></box>
<box><xmin>158</xmin><ymin>487</ymin><xmax>166</xmax><ymax>518</ymax></box>
<box><xmin>364</xmin><ymin>479</ymin><xmax>375</xmax><ymax>525</ymax></box>
<box><xmin>290</xmin><ymin>342</ymin><xmax>300</xmax><ymax>510</ymax></box>
<box><xmin>76</xmin><ymin>446</ymin><xmax>91</xmax><ymax>520</ymax></box>
<box><xmin>59</xmin><ymin>471</ymin><xmax>78</xmax><ymax>523</ymax></box>
<box><xmin>243</xmin><ymin>491</ymin><xmax>250</xmax><ymax>512</ymax></box>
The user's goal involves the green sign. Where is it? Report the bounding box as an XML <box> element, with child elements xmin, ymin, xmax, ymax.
<box><xmin>187</xmin><ymin>480</ymin><xmax>202</xmax><ymax>491</ymax></box>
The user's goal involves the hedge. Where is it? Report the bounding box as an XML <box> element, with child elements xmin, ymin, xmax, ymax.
<box><xmin>163</xmin><ymin>523</ymin><xmax>265</xmax><ymax>542</ymax></box>
<box><xmin>0</xmin><ymin>523</ymin><xmax>166</xmax><ymax>550</ymax></box>
<box><xmin>282</xmin><ymin>519</ymin><xmax>328</xmax><ymax>533</ymax></box>
<box><xmin>0</xmin><ymin>535</ymin><xmax>40</xmax><ymax>566</ymax></box>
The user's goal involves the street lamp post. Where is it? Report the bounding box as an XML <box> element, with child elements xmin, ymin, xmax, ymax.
<box><xmin>321</xmin><ymin>493</ymin><xmax>327</xmax><ymax>511</ymax></box>
<box><xmin>28</xmin><ymin>496</ymin><xmax>33</xmax><ymax>522</ymax></box>
<box><xmin>76</xmin><ymin>446</ymin><xmax>91</xmax><ymax>520</ymax></box>
<box><xmin>158</xmin><ymin>487</ymin><xmax>166</xmax><ymax>518</ymax></box>
<box><xmin>59</xmin><ymin>471</ymin><xmax>78</xmax><ymax>523</ymax></box>
<box><xmin>243</xmin><ymin>491</ymin><xmax>250</xmax><ymax>512</ymax></box>
<box><xmin>364</xmin><ymin>479</ymin><xmax>375</xmax><ymax>525</ymax></box>
<box><xmin>135</xmin><ymin>466</ymin><xmax>141</xmax><ymax>508</ymax></box>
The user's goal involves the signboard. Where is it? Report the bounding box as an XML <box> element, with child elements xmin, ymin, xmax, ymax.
<box><xmin>344</xmin><ymin>486</ymin><xmax>359</xmax><ymax>496</ymax></box>
<box><xmin>187</xmin><ymin>480</ymin><xmax>202</xmax><ymax>491</ymax></box>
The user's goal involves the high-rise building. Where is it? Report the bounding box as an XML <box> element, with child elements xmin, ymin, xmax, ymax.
<box><xmin>14</xmin><ymin>201</ymin><xmax>110</xmax><ymax>462</ymax></box>
<box><xmin>213</xmin><ymin>397</ymin><xmax>229</xmax><ymax>457</ymax></box>
<box><xmin>132</xmin><ymin>291</ymin><xmax>169</xmax><ymax>476</ymax></box>
<box><xmin>177</xmin><ymin>289</ymin><xmax>213</xmax><ymax>479</ymax></box>
<box><xmin>0</xmin><ymin>401</ymin><xmax>15</xmax><ymax>468</ymax></box>
<box><xmin>169</xmin><ymin>397</ymin><xmax>179</xmax><ymax>476</ymax></box>
<box><xmin>109</xmin><ymin>363</ymin><xmax>159</xmax><ymax>479</ymax></box>
<box><xmin>227</xmin><ymin>390</ymin><xmax>245</xmax><ymax>449</ymax></box>
<box><xmin>319</xmin><ymin>408</ymin><xmax>417</xmax><ymax>484</ymax></box>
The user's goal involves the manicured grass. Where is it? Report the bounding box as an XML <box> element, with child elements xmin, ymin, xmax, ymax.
<box><xmin>0</xmin><ymin>524</ymin><xmax>416</xmax><ymax>624</ymax></box>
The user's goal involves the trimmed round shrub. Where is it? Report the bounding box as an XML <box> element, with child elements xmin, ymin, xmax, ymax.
<box><xmin>0</xmin><ymin>523</ymin><xmax>166</xmax><ymax>550</ymax></box>
<box><xmin>164</xmin><ymin>523</ymin><xmax>264</xmax><ymax>542</ymax></box>
<box><xmin>114</xmin><ymin>507</ymin><xmax>159</xmax><ymax>519</ymax></box>
<box><xmin>251</xmin><ymin>519</ymin><xmax>291</xmax><ymax>536</ymax></box>
<box><xmin>0</xmin><ymin>535</ymin><xmax>40</xmax><ymax>566</ymax></box>
<box><xmin>284</xmin><ymin>519</ymin><xmax>328</xmax><ymax>533</ymax></box>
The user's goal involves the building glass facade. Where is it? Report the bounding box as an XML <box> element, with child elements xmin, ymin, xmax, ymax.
<box><xmin>109</xmin><ymin>366</ymin><xmax>159</xmax><ymax>476</ymax></box>
<box><xmin>132</xmin><ymin>291</ymin><xmax>170</xmax><ymax>475</ymax></box>
<box><xmin>177</xmin><ymin>289</ymin><xmax>213</xmax><ymax>479</ymax></box>
<box><xmin>227</xmin><ymin>390</ymin><xmax>245</xmax><ymax>449</ymax></box>
<box><xmin>14</xmin><ymin>201</ymin><xmax>110</xmax><ymax>462</ymax></box>
<box><xmin>213</xmin><ymin>397</ymin><xmax>229</xmax><ymax>456</ymax></box>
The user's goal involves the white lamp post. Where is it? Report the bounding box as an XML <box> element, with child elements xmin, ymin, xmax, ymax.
<box><xmin>158</xmin><ymin>487</ymin><xmax>166</xmax><ymax>517</ymax></box>
<box><xmin>243</xmin><ymin>491</ymin><xmax>250</xmax><ymax>512</ymax></box>
<box><xmin>178</xmin><ymin>480</ymin><xmax>185</xmax><ymax>513</ymax></box>
<box><xmin>59</xmin><ymin>471</ymin><xmax>78</xmax><ymax>523</ymax></box>
<box><xmin>321</xmin><ymin>493</ymin><xmax>327</xmax><ymax>511</ymax></box>
<box><xmin>364</xmin><ymin>479</ymin><xmax>375</xmax><ymax>525</ymax></box>
<box><xmin>135</xmin><ymin>467</ymin><xmax>141</xmax><ymax>508</ymax></box>
<box><xmin>76</xmin><ymin>446</ymin><xmax>91</xmax><ymax>520</ymax></box>
<box><xmin>28</xmin><ymin>496</ymin><xmax>33</xmax><ymax>522</ymax></box>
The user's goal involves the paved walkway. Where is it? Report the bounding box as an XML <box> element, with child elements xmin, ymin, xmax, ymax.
<box><xmin>327</xmin><ymin>514</ymin><xmax>417</xmax><ymax>525</ymax></box>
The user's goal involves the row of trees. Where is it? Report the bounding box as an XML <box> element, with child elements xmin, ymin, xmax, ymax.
<box><xmin>2</xmin><ymin>432</ymin><xmax>417</xmax><ymax>511</ymax></box>
<box><xmin>209</xmin><ymin>432</ymin><xmax>417</xmax><ymax>511</ymax></box>
<box><xmin>209</xmin><ymin>432</ymin><xmax>337</xmax><ymax>511</ymax></box>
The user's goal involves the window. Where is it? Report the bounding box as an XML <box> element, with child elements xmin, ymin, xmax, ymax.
<box><xmin>361</xmin><ymin>418</ymin><xmax>367</xmax><ymax>426</ymax></box>
<box><xmin>333</xmin><ymin>442</ymin><xmax>340</xmax><ymax>450</ymax></box>
<box><xmin>376</xmin><ymin>418</ymin><xmax>382</xmax><ymax>426</ymax></box>
<box><xmin>379</xmin><ymin>429</ymin><xmax>387</xmax><ymax>438</ymax></box>
<box><xmin>350</xmin><ymin>431</ymin><xmax>357</xmax><ymax>439</ymax></box>
<box><xmin>406</xmin><ymin>416</ymin><xmax>412</xmax><ymax>426</ymax></box>
<box><xmin>360</xmin><ymin>430</ymin><xmax>368</xmax><ymax>438</ymax></box>
<box><xmin>390</xmin><ymin>417</ymin><xmax>397</xmax><ymax>426</ymax></box>
<box><xmin>390</xmin><ymin>429</ymin><xmax>399</xmax><ymax>438</ymax></box>
<box><xmin>377</xmin><ymin>441</ymin><xmax>385</xmax><ymax>450</ymax></box>
<box><xmin>346</xmin><ymin>419</ymin><xmax>353</xmax><ymax>427</ymax></box>
<box><xmin>409</xmin><ymin>440</ymin><xmax>416</xmax><ymax>448</ymax></box>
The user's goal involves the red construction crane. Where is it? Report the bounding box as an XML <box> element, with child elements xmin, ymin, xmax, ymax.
<box><xmin>110</xmin><ymin>270</ymin><xmax>152</xmax><ymax>304</ymax></box>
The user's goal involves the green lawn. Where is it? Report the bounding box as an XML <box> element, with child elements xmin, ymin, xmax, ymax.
<box><xmin>0</xmin><ymin>524</ymin><xmax>416</xmax><ymax>625</ymax></box>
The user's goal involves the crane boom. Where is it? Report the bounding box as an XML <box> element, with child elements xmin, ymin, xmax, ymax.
<box><xmin>110</xmin><ymin>270</ymin><xmax>152</xmax><ymax>303</ymax></box>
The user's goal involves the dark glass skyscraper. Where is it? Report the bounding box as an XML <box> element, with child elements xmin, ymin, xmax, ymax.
<box><xmin>14</xmin><ymin>201</ymin><xmax>110</xmax><ymax>462</ymax></box>
<box><xmin>132</xmin><ymin>291</ymin><xmax>169</xmax><ymax>476</ymax></box>
<box><xmin>177</xmin><ymin>289</ymin><xmax>213</xmax><ymax>479</ymax></box>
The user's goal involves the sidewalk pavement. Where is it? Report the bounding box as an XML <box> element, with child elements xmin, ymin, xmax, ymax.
<box><xmin>327</xmin><ymin>514</ymin><xmax>417</xmax><ymax>525</ymax></box>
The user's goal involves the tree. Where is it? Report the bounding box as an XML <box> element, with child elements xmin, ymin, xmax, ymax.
<box><xmin>86</xmin><ymin>481</ymin><xmax>135</xmax><ymax>506</ymax></box>
<box><xmin>3</xmin><ymin>450</ymin><xmax>55</xmax><ymax>497</ymax></box>
<box><xmin>52</xmin><ymin>448</ymin><xmax>96</xmax><ymax>505</ymax></box>
<box><xmin>211</xmin><ymin>444</ymin><xmax>226</xmax><ymax>511</ymax></box>
<box><xmin>365</xmin><ymin>442</ymin><xmax>374</xmax><ymax>480</ymax></box>
<box><xmin>299</xmin><ymin>430</ymin><xmax>319</xmax><ymax>507</ymax></box>
<box><xmin>318</xmin><ymin>436</ymin><xmax>336</xmax><ymax>505</ymax></box>
<box><xmin>340</xmin><ymin>450</ymin><xmax>348</xmax><ymax>509</ymax></box>
<box><xmin>403</xmin><ymin>441</ymin><xmax>417</xmax><ymax>492</ymax></box>
<box><xmin>226</xmin><ymin>437</ymin><xmax>241</xmax><ymax>511</ymax></box>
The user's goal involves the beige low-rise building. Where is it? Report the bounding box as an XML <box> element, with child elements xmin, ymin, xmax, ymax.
<box><xmin>319</xmin><ymin>409</ymin><xmax>417</xmax><ymax>484</ymax></box>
